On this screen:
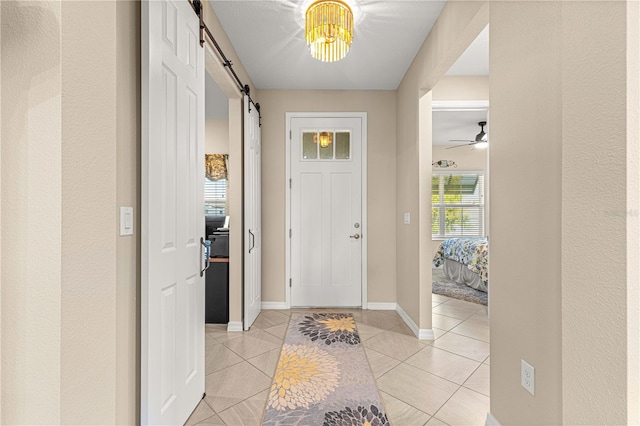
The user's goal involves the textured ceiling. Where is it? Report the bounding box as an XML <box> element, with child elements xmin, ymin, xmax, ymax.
<box><xmin>446</xmin><ymin>25</ymin><xmax>489</xmax><ymax>76</ymax></box>
<box><xmin>208</xmin><ymin>0</ymin><xmax>447</xmax><ymax>90</ymax></box>
<box><xmin>204</xmin><ymin>2</ymin><xmax>490</xmax><ymax>142</ymax></box>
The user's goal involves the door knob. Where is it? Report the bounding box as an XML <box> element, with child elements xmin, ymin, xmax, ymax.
<box><xmin>350</xmin><ymin>233</ymin><xmax>360</xmax><ymax>239</ymax></box>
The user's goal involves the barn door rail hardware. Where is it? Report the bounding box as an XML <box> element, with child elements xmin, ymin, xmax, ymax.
<box><xmin>188</xmin><ymin>0</ymin><xmax>261</xmax><ymax>123</ymax></box>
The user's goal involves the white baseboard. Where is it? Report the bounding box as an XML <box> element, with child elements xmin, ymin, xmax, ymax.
<box><xmin>366</xmin><ymin>302</ymin><xmax>397</xmax><ymax>310</ymax></box>
<box><xmin>418</xmin><ymin>328</ymin><xmax>435</xmax><ymax>340</ymax></box>
<box><xmin>396</xmin><ymin>304</ymin><xmax>434</xmax><ymax>340</ymax></box>
<box><xmin>395</xmin><ymin>304</ymin><xmax>419</xmax><ymax>337</ymax></box>
<box><xmin>227</xmin><ymin>321</ymin><xmax>243</xmax><ymax>332</ymax></box>
<box><xmin>485</xmin><ymin>412</ymin><xmax>501</xmax><ymax>426</ymax></box>
<box><xmin>261</xmin><ymin>301</ymin><xmax>289</xmax><ymax>310</ymax></box>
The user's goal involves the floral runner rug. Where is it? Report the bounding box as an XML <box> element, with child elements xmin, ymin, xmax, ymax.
<box><xmin>261</xmin><ymin>312</ymin><xmax>390</xmax><ymax>425</ymax></box>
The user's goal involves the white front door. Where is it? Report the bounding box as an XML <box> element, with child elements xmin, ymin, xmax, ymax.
<box><xmin>141</xmin><ymin>1</ymin><xmax>205</xmax><ymax>424</ymax></box>
<box><xmin>290</xmin><ymin>116</ymin><xmax>363</xmax><ymax>307</ymax></box>
<box><xmin>244</xmin><ymin>96</ymin><xmax>261</xmax><ymax>329</ymax></box>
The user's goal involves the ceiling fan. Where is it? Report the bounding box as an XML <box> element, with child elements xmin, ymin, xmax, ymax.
<box><xmin>447</xmin><ymin>121</ymin><xmax>488</xmax><ymax>149</ymax></box>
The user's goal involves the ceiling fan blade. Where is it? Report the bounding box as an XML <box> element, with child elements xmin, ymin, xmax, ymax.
<box><xmin>449</xmin><ymin>139</ymin><xmax>475</xmax><ymax>143</ymax></box>
<box><xmin>446</xmin><ymin>143</ymin><xmax>475</xmax><ymax>149</ymax></box>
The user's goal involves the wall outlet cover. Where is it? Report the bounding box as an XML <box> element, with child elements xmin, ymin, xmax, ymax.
<box><xmin>521</xmin><ymin>359</ymin><xmax>535</xmax><ymax>395</ymax></box>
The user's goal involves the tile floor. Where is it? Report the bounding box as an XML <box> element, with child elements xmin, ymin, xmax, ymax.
<box><xmin>186</xmin><ymin>295</ymin><xmax>490</xmax><ymax>426</ymax></box>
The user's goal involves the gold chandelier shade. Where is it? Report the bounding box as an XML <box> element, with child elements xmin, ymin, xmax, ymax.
<box><xmin>305</xmin><ymin>0</ymin><xmax>354</xmax><ymax>63</ymax></box>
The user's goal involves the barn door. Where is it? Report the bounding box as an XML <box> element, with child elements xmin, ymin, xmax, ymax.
<box><xmin>244</xmin><ymin>96</ymin><xmax>262</xmax><ymax>329</ymax></box>
<box><xmin>141</xmin><ymin>1</ymin><xmax>205</xmax><ymax>424</ymax></box>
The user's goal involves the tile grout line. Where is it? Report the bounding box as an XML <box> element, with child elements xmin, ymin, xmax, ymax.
<box><xmin>446</xmin><ymin>329</ymin><xmax>490</xmax><ymax>344</ymax></box>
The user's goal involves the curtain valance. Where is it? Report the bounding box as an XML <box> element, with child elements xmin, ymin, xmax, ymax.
<box><xmin>205</xmin><ymin>154</ymin><xmax>228</xmax><ymax>181</ymax></box>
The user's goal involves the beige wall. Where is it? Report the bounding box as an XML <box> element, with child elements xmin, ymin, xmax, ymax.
<box><xmin>432</xmin><ymin>76</ymin><xmax>489</xmax><ymax>101</ymax></box>
<box><xmin>490</xmin><ymin>3</ymin><xmax>562</xmax><ymax>422</ymax></box>
<box><xmin>256</xmin><ymin>90</ymin><xmax>397</xmax><ymax>305</ymax></box>
<box><xmin>404</xmin><ymin>2</ymin><xmax>638</xmax><ymax>422</ymax></box>
<box><xmin>1</xmin><ymin>2</ymin><xmax>63</xmax><ymax>423</ymax></box>
<box><xmin>2</xmin><ymin>1</ymin><xmax>122</xmax><ymax>423</ymax></box>
<box><xmin>627</xmin><ymin>2</ymin><xmax>640</xmax><ymax>420</ymax></box>
<box><xmin>205</xmin><ymin>118</ymin><xmax>229</xmax><ymax>154</ymax></box>
<box><xmin>60</xmin><ymin>3</ymin><xmax>118</xmax><ymax>423</ymax></box>
<box><xmin>2</xmin><ymin>2</ymin><xmax>139</xmax><ymax>423</ymax></box>
<box><xmin>432</xmin><ymin>145</ymin><xmax>486</xmax><ymax>171</ymax></box>
<box><xmin>115</xmin><ymin>2</ymin><xmax>140</xmax><ymax>424</ymax></box>
<box><xmin>489</xmin><ymin>1</ymin><xmax>639</xmax><ymax>424</ymax></box>
<box><xmin>396</xmin><ymin>1</ymin><xmax>489</xmax><ymax>329</ymax></box>
<box><xmin>559</xmin><ymin>2</ymin><xmax>637</xmax><ymax>423</ymax></box>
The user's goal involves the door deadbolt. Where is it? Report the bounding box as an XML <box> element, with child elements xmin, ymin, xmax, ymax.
<box><xmin>354</xmin><ymin>223</ymin><xmax>360</xmax><ymax>229</ymax></box>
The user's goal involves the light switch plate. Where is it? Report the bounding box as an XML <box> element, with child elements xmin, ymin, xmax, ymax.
<box><xmin>403</xmin><ymin>212</ymin><xmax>410</xmax><ymax>225</ymax></box>
<box><xmin>120</xmin><ymin>207</ymin><xmax>134</xmax><ymax>236</ymax></box>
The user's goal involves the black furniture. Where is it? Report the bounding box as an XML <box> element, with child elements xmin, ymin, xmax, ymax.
<box><xmin>205</xmin><ymin>259</ymin><xmax>229</xmax><ymax>324</ymax></box>
<box><xmin>205</xmin><ymin>215</ymin><xmax>229</xmax><ymax>324</ymax></box>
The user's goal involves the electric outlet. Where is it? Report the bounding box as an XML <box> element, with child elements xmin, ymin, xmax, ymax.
<box><xmin>521</xmin><ymin>359</ymin><xmax>535</xmax><ymax>395</ymax></box>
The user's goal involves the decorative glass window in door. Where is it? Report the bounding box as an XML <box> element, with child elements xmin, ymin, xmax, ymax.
<box><xmin>301</xmin><ymin>131</ymin><xmax>350</xmax><ymax>160</ymax></box>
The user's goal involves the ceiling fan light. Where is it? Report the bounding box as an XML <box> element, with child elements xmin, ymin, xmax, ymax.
<box><xmin>305</xmin><ymin>0</ymin><xmax>354</xmax><ymax>63</ymax></box>
<box><xmin>475</xmin><ymin>141</ymin><xmax>488</xmax><ymax>149</ymax></box>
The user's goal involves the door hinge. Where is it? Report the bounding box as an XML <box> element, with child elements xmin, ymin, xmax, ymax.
<box><xmin>289</xmin><ymin>179</ymin><xmax>292</xmax><ymax>189</ymax></box>
<box><xmin>289</xmin><ymin>229</ymin><xmax>292</xmax><ymax>238</ymax></box>
<box><xmin>289</xmin><ymin>278</ymin><xmax>292</xmax><ymax>288</ymax></box>
<box><xmin>289</xmin><ymin>130</ymin><xmax>292</xmax><ymax>140</ymax></box>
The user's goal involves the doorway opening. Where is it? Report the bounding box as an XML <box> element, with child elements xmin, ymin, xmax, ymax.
<box><xmin>423</xmin><ymin>23</ymin><xmax>491</xmax><ymax>413</ymax></box>
<box><xmin>203</xmin><ymin>72</ymin><xmax>231</xmax><ymax>325</ymax></box>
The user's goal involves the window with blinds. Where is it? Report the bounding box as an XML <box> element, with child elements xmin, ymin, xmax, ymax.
<box><xmin>432</xmin><ymin>172</ymin><xmax>485</xmax><ymax>238</ymax></box>
<box><xmin>205</xmin><ymin>178</ymin><xmax>227</xmax><ymax>215</ymax></box>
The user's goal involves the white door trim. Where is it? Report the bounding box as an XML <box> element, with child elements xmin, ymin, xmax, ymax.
<box><xmin>431</xmin><ymin>100</ymin><xmax>489</xmax><ymax>111</ymax></box>
<box><xmin>285</xmin><ymin>112</ymin><xmax>368</xmax><ymax>309</ymax></box>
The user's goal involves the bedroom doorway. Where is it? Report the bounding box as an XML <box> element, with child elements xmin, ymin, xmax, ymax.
<box><xmin>431</xmin><ymin>98</ymin><xmax>489</xmax><ymax>306</ymax></box>
<box><xmin>425</xmin><ymin>24</ymin><xmax>491</xmax><ymax>413</ymax></box>
<box><xmin>286</xmin><ymin>113</ymin><xmax>367</xmax><ymax>308</ymax></box>
<box><xmin>429</xmin><ymin>24</ymin><xmax>490</xmax><ymax>314</ymax></box>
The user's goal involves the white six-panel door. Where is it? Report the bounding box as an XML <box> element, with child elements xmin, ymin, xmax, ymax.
<box><xmin>290</xmin><ymin>117</ymin><xmax>363</xmax><ymax>307</ymax></box>
<box><xmin>141</xmin><ymin>1</ymin><xmax>205</xmax><ymax>424</ymax></box>
<box><xmin>244</xmin><ymin>96</ymin><xmax>262</xmax><ymax>329</ymax></box>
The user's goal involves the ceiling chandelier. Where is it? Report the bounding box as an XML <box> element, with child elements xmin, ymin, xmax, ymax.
<box><xmin>305</xmin><ymin>0</ymin><xmax>354</xmax><ymax>63</ymax></box>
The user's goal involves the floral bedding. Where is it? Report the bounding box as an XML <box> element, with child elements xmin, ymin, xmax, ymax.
<box><xmin>433</xmin><ymin>238</ymin><xmax>488</xmax><ymax>284</ymax></box>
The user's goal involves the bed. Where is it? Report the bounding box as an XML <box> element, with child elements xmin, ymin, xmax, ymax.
<box><xmin>432</xmin><ymin>238</ymin><xmax>488</xmax><ymax>293</ymax></box>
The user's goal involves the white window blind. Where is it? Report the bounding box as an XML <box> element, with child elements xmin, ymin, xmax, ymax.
<box><xmin>432</xmin><ymin>172</ymin><xmax>485</xmax><ymax>238</ymax></box>
<box><xmin>205</xmin><ymin>178</ymin><xmax>227</xmax><ymax>215</ymax></box>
